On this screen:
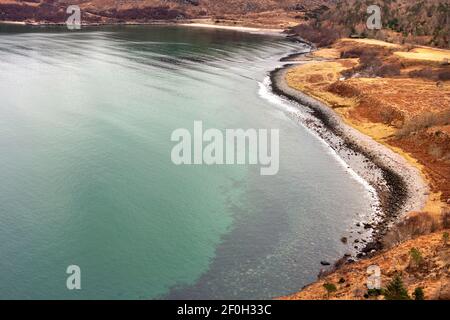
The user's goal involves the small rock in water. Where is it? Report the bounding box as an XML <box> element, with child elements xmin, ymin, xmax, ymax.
<box><xmin>320</xmin><ymin>261</ymin><xmax>331</xmax><ymax>266</ymax></box>
<box><xmin>340</xmin><ymin>237</ymin><xmax>348</xmax><ymax>244</ymax></box>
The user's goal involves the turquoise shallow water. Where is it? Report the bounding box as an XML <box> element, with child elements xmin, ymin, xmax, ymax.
<box><xmin>0</xmin><ymin>25</ymin><xmax>374</xmax><ymax>299</ymax></box>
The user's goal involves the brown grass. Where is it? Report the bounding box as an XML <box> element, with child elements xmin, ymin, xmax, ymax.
<box><xmin>285</xmin><ymin>39</ymin><xmax>450</xmax><ymax>207</ymax></box>
<box><xmin>394</xmin><ymin>48</ymin><xmax>450</xmax><ymax>63</ymax></box>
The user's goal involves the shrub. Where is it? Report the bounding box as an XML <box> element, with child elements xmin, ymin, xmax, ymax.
<box><xmin>409</xmin><ymin>67</ymin><xmax>437</xmax><ymax>80</ymax></box>
<box><xmin>444</xmin><ymin>210</ymin><xmax>450</xmax><ymax>228</ymax></box>
<box><xmin>327</xmin><ymin>81</ymin><xmax>360</xmax><ymax>97</ymax></box>
<box><xmin>396</xmin><ymin>110</ymin><xmax>450</xmax><ymax>138</ymax></box>
<box><xmin>383</xmin><ymin>211</ymin><xmax>440</xmax><ymax>247</ymax></box>
<box><xmin>379</xmin><ymin>106</ymin><xmax>404</xmax><ymax>126</ymax></box>
<box><xmin>413</xmin><ymin>287</ymin><xmax>425</xmax><ymax>300</ymax></box>
<box><xmin>383</xmin><ymin>274</ymin><xmax>410</xmax><ymax>300</ymax></box>
<box><xmin>376</xmin><ymin>62</ymin><xmax>401</xmax><ymax>77</ymax></box>
<box><xmin>341</xmin><ymin>47</ymin><xmax>401</xmax><ymax>78</ymax></box>
<box><xmin>293</xmin><ymin>24</ymin><xmax>341</xmax><ymax>47</ymax></box>
<box><xmin>340</xmin><ymin>48</ymin><xmax>365</xmax><ymax>59</ymax></box>
<box><xmin>323</xmin><ymin>283</ymin><xmax>337</xmax><ymax>298</ymax></box>
<box><xmin>360</xmin><ymin>52</ymin><xmax>382</xmax><ymax>67</ymax></box>
<box><xmin>410</xmin><ymin>247</ymin><xmax>423</xmax><ymax>266</ymax></box>
<box><xmin>438</xmin><ymin>70</ymin><xmax>450</xmax><ymax>81</ymax></box>
<box><xmin>367</xmin><ymin>288</ymin><xmax>382</xmax><ymax>297</ymax></box>
<box><xmin>409</xmin><ymin>68</ymin><xmax>450</xmax><ymax>81</ymax></box>
<box><xmin>353</xmin><ymin>96</ymin><xmax>405</xmax><ymax>127</ymax></box>
<box><xmin>443</xmin><ymin>232</ymin><xmax>449</xmax><ymax>246</ymax></box>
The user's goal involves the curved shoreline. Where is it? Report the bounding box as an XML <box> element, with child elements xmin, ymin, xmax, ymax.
<box><xmin>269</xmin><ymin>61</ymin><xmax>429</xmax><ymax>258</ymax></box>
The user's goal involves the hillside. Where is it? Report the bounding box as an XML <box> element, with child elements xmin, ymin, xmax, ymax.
<box><xmin>0</xmin><ymin>0</ymin><xmax>328</xmax><ymax>28</ymax></box>
<box><xmin>291</xmin><ymin>0</ymin><xmax>449</xmax><ymax>48</ymax></box>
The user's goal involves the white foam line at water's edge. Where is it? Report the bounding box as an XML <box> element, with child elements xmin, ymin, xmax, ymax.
<box><xmin>257</xmin><ymin>76</ymin><xmax>381</xmax><ymax>226</ymax></box>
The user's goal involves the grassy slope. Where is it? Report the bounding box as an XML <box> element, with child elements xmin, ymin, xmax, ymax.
<box><xmin>0</xmin><ymin>0</ymin><xmax>327</xmax><ymax>27</ymax></box>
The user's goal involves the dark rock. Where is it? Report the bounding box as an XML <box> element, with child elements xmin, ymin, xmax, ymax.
<box><xmin>362</xmin><ymin>241</ymin><xmax>381</xmax><ymax>253</ymax></box>
<box><xmin>340</xmin><ymin>237</ymin><xmax>348</xmax><ymax>244</ymax></box>
<box><xmin>320</xmin><ymin>260</ymin><xmax>331</xmax><ymax>266</ymax></box>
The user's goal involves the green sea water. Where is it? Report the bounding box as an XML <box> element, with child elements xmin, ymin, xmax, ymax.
<box><xmin>0</xmin><ymin>25</ymin><xmax>374</xmax><ymax>299</ymax></box>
